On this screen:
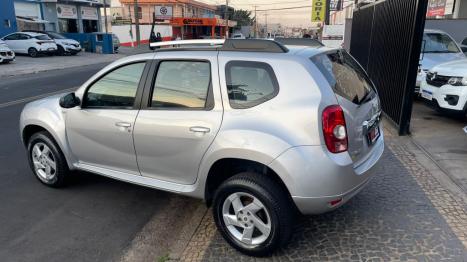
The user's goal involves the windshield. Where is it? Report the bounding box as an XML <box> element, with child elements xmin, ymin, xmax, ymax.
<box><xmin>423</xmin><ymin>33</ymin><xmax>460</xmax><ymax>53</ymax></box>
<box><xmin>47</xmin><ymin>32</ymin><xmax>66</xmax><ymax>39</ymax></box>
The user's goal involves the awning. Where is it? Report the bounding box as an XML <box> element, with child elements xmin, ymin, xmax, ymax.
<box><xmin>16</xmin><ymin>16</ymin><xmax>51</xmax><ymax>24</ymax></box>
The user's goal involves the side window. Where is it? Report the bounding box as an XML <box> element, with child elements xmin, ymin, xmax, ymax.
<box><xmin>4</xmin><ymin>34</ymin><xmax>18</xmax><ymax>40</ymax></box>
<box><xmin>18</xmin><ymin>34</ymin><xmax>29</xmax><ymax>40</ymax></box>
<box><xmin>151</xmin><ymin>61</ymin><xmax>212</xmax><ymax>109</ymax></box>
<box><xmin>462</xmin><ymin>37</ymin><xmax>467</xmax><ymax>46</ymax></box>
<box><xmin>225</xmin><ymin>61</ymin><xmax>279</xmax><ymax>109</ymax></box>
<box><xmin>83</xmin><ymin>62</ymin><xmax>146</xmax><ymax>108</ymax></box>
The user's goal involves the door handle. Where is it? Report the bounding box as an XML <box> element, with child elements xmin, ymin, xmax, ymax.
<box><xmin>189</xmin><ymin>126</ymin><xmax>210</xmax><ymax>134</ymax></box>
<box><xmin>115</xmin><ymin>122</ymin><xmax>131</xmax><ymax>128</ymax></box>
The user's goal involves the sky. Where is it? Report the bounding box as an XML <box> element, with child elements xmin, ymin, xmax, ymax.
<box><xmin>203</xmin><ymin>0</ymin><xmax>314</xmax><ymax>27</ymax></box>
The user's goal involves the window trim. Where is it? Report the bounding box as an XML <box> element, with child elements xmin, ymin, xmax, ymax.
<box><xmin>141</xmin><ymin>59</ymin><xmax>215</xmax><ymax>111</ymax></box>
<box><xmin>225</xmin><ymin>60</ymin><xmax>280</xmax><ymax>109</ymax></box>
<box><xmin>81</xmin><ymin>60</ymin><xmax>150</xmax><ymax>110</ymax></box>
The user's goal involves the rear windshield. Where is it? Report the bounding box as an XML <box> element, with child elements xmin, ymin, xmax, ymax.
<box><xmin>35</xmin><ymin>35</ymin><xmax>52</xmax><ymax>40</ymax></box>
<box><xmin>311</xmin><ymin>50</ymin><xmax>374</xmax><ymax>105</ymax></box>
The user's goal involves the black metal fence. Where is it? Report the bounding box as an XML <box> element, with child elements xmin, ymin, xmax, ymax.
<box><xmin>350</xmin><ymin>0</ymin><xmax>428</xmax><ymax>135</ymax></box>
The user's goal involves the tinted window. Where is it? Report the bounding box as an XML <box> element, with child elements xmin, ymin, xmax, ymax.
<box><xmin>462</xmin><ymin>37</ymin><xmax>467</xmax><ymax>46</ymax></box>
<box><xmin>226</xmin><ymin>61</ymin><xmax>279</xmax><ymax>109</ymax></box>
<box><xmin>84</xmin><ymin>63</ymin><xmax>146</xmax><ymax>108</ymax></box>
<box><xmin>312</xmin><ymin>51</ymin><xmax>374</xmax><ymax>105</ymax></box>
<box><xmin>47</xmin><ymin>32</ymin><xmax>66</xmax><ymax>39</ymax></box>
<box><xmin>4</xmin><ymin>34</ymin><xmax>19</xmax><ymax>40</ymax></box>
<box><xmin>35</xmin><ymin>34</ymin><xmax>51</xmax><ymax>40</ymax></box>
<box><xmin>151</xmin><ymin>61</ymin><xmax>211</xmax><ymax>109</ymax></box>
<box><xmin>18</xmin><ymin>34</ymin><xmax>30</xmax><ymax>40</ymax></box>
<box><xmin>423</xmin><ymin>33</ymin><xmax>460</xmax><ymax>53</ymax></box>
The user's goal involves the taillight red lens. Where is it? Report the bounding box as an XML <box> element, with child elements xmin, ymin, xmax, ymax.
<box><xmin>322</xmin><ymin>105</ymin><xmax>348</xmax><ymax>153</ymax></box>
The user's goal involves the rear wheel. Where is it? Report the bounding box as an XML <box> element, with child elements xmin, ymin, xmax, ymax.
<box><xmin>212</xmin><ymin>172</ymin><xmax>294</xmax><ymax>256</ymax></box>
<box><xmin>27</xmin><ymin>131</ymin><xmax>69</xmax><ymax>187</ymax></box>
<box><xmin>28</xmin><ymin>47</ymin><xmax>38</xmax><ymax>57</ymax></box>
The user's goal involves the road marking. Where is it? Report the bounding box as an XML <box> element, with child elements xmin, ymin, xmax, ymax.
<box><xmin>0</xmin><ymin>87</ymin><xmax>77</xmax><ymax>109</ymax></box>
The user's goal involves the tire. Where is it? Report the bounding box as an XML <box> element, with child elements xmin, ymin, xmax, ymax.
<box><xmin>212</xmin><ymin>172</ymin><xmax>294</xmax><ymax>256</ymax></box>
<box><xmin>57</xmin><ymin>45</ymin><xmax>65</xmax><ymax>56</ymax></box>
<box><xmin>28</xmin><ymin>47</ymin><xmax>38</xmax><ymax>58</ymax></box>
<box><xmin>27</xmin><ymin>131</ymin><xmax>69</xmax><ymax>188</ymax></box>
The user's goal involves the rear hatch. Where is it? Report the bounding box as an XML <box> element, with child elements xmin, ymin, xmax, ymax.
<box><xmin>312</xmin><ymin>50</ymin><xmax>382</xmax><ymax>164</ymax></box>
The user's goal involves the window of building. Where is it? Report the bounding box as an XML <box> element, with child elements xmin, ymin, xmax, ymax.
<box><xmin>225</xmin><ymin>61</ymin><xmax>279</xmax><ymax>109</ymax></box>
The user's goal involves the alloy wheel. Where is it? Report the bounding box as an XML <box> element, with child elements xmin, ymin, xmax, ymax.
<box><xmin>31</xmin><ymin>142</ymin><xmax>57</xmax><ymax>182</ymax></box>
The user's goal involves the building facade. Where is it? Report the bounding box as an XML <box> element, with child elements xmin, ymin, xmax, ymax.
<box><xmin>0</xmin><ymin>0</ymin><xmax>109</xmax><ymax>37</ymax></box>
<box><xmin>118</xmin><ymin>0</ymin><xmax>236</xmax><ymax>39</ymax></box>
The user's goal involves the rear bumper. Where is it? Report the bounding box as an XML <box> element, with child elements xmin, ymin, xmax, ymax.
<box><xmin>269</xmin><ymin>128</ymin><xmax>385</xmax><ymax>215</ymax></box>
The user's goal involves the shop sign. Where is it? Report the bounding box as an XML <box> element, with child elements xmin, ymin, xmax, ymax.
<box><xmin>427</xmin><ymin>0</ymin><xmax>446</xmax><ymax>17</ymax></box>
<box><xmin>81</xmin><ymin>6</ymin><xmax>98</xmax><ymax>20</ymax></box>
<box><xmin>444</xmin><ymin>0</ymin><xmax>455</xmax><ymax>15</ymax></box>
<box><xmin>57</xmin><ymin>4</ymin><xmax>78</xmax><ymax>19</ymax></box>
<box><xmin>155</xmin><ymin>6</ymin><xmax>173</xmax><ymax>19</ymax></box>
<box><xmin>312</xmin><ymin>0</ymin><xmax>327</xmax><ymax>22</ymax></box>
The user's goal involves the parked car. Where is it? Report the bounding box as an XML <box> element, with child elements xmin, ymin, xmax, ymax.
<box><xmin>231</xmin><ymin>33</ymin><xmax>246</xmax><ymax>39</ymax></box>
<box><xmin>112</xmin><ymin>33</ymin><xmax>120</xmax><ymax>53</ymax></box>
<box><xmin>19</xmin><ymin>39</ymin><xmax>384</xmax><ymax>256</ymax></box>
<box><xmin>0</xmin><ymin>32</ymin><xmax>57</xmax><ymax>57</ymax></box>
<box><xmin>420</xmin><ymin>59</ymin><xmax>467</xmax><ymax>115</ymax></box>
<box><xmin>0</xmin><ymin>40</ymin><xmax>15</xmax><ymax>64</ymax></box>
<box><xmin>23</xmin><ymin>30</ymin><xmax>81</xmax><ymax>55</ymax></box>
<box><xmin>416</xmin><ymin>29</ymin><xmax>465</xmax><ymax>93</ymax></box>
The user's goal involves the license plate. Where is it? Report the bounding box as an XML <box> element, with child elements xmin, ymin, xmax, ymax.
<box><xmin>367</xmin><ymin>126</ymin><xmax>380</xmax><ymax>145</ymax></box>
<box><xmin>48</xmin><ymin>48</ymin><xmax>54</xmax><ymax>51</ymax></box>
<box><xmin>421</xmin><ymin>90</ymin><xmax>433</xmax><ymax>101</ymax></box>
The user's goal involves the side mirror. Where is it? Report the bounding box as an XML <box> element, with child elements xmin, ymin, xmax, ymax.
<box><xmin>59</xmin><ymin>93</ymin><xmax>80</xmax><ymax>109</ymax></box>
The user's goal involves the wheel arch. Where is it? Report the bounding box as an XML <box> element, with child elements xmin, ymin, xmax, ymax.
<box><xmin>204</xmin><ymin>157</ymin><xmax>295</xmax><ymax>208</ymax></box>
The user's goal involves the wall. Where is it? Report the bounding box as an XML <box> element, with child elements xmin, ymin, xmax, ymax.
<box><xmin>112</xmin><ymin>24</ymin><xmax>172</xmax><ymax>46</ymax></box>
<box><xmin>0</xmin><ymin>0</ymin><xmax>17</xmax><ymax>37</ymax></box>
<box><xmin>42</xmin><ymin>2</ymin><xmax>58</xmax><ymax>32</ymax></box>
<box><xmin>425</xmin><ymin>19</ymin><xmax>467</xmax><ymax>42</ymax></box>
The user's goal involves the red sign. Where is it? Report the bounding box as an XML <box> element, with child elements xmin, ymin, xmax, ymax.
<box><xmin>427</xmin><ymin>0</ymin><xmax>446</xmax><ymax>17</ymax></box>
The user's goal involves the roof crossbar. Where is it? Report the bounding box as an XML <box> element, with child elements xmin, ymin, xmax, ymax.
<box><xmin>149</xmin><ymin>39</ymin><xmax>289</xmax><ymax>53</ymax></box>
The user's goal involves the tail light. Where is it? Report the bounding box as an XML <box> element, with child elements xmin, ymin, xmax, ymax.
<box><xmin>322</xmin><ymin>105</ymin><xmax>348</xmax><ymax>153</ymax></box>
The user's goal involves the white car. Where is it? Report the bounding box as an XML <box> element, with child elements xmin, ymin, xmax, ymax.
<box><xmin>420</xmin><ymin>59</ymin><xmax>467</xmax><ymax>115</ymax></box>
<box><xmin>0</xmin><ymin>40</ymin><xmax>15</xmax><ymax>64</ymax></box>
<box><xmin>416</xmin><ymin>29</ymin><xmax>465</xmax><ymax>92</ymax></box>
<box><xmin>0</xmin><ymin>32</ymin><xmax>57</xmax><ymax>57</ymax></box>
<box><xmin>23</xmin><ymin>31</ymin><xmax>81</xmax><ymax>55</ymax></box>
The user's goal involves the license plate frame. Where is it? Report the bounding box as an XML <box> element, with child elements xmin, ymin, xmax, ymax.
<box><xmin>367</xmin><ymin>125</ymin><xmax>380</xmax><ymax>146</ymax></box>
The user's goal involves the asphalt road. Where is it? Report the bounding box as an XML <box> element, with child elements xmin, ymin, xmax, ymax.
<box><xmin>0</xmin><ymin>65</ymin><xmax>200</xmax><ymax>262</ymax></box>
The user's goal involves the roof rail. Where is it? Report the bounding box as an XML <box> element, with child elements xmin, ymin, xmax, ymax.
<box><xmin>274</xmin><ymin>38</ymin><xmax>324</xmax><ymax>47</ymax></box>
<box><xmin>221</xmin><ymin>39</ymin><xmax>288</xmax><ymax>53</ymax></box>
<box><xmin>149</xmin><ymin>39</ymin><xmax>289</xmax><ymax>53</ymax></box>
<box><xmin>149</xmin><ymin>39</ymin><xmax>225</xmax><ymax>48</ymax></box>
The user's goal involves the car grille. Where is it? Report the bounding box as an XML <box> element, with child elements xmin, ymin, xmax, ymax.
<box><xmin>426</xmin><ymin>72</ymin><xmax>450</xmax><ymax>87</ymax></box>
<box><xmin>1</xmin><ymin>51</ymin><xmax>13</xmax><ymax>56</ymax></box>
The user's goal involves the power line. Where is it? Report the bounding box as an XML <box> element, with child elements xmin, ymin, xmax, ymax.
<box><xmin>229</xmin><ymin>0</ymin><xmax>310</xmax><ymax>6</ymax></box>
<box><xmin>256</xmin><ymin>5</ymin><xmax>311</xmax><ymax>12</ymax></box>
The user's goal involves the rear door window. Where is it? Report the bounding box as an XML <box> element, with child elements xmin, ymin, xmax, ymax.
<box><xmin>311</xmin><ymin>51</ymin><xmax>374</xmax><ymax>105</ymax></box>
<box><xmin>225</xmin><ymin>61</ymin><xmax>279</xmax><ymax>109</ymax></box>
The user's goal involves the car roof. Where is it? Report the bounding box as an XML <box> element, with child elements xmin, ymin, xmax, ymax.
<box><xmin>20</xmin><ymin>31</ymin><xmax>47</xmax><ymax>37</ymax></box>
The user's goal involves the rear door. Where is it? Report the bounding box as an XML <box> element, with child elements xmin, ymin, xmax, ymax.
<box><xmin>133</xmin><ymin>52</ymin><xmax>223</xmax><ymax>185</ymax></box>
<box><xmin>3</xmin><ymin>34</ymin><xmax>21</xmax><ymax>53</ymax></box>
<box><xmin>312</xmin><ymin>50</ymin><xmax>381</xmax><ymax>164</ymax></box>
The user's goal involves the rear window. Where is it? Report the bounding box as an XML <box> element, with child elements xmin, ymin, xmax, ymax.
<box><xmin>311</xmin><ymin>51</ymin><xmax>374</xmax><ymax>105</ymax></box>
<box><xmin>35</xmin><ymin>35</ymin><xmax>51</xmax><ymax>40</ymax></box>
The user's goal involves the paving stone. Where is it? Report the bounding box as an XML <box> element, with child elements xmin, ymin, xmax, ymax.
<box><xmin>179</xmin><ymin>137</ymin><xmax>466</xmax><ymax>261</ymax></box>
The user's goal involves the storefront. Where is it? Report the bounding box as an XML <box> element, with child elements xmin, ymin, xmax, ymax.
<box><xmin>56</xmin><ymin>4</ymin><xmax>79</xmax><ymax>33</ymax></box>
<box><xmin>14</xmin><ymin>0</ymin><xmax>52</xmax><ymax>31</ymax></box>
<box><xmin>80</xmin><ymin>6</ymin><xmax>99</xmax><ymax>33</ymax></box>
<box><xmin>170</xmin><ymin>18</ymin><xmax>237</xmax><ymax>39</ymax></box>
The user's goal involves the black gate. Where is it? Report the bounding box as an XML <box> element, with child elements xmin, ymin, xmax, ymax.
<box><xmin>350</xmin><ymin>0</ymin><xmax>428</xmax><ymax>135</ymax></box>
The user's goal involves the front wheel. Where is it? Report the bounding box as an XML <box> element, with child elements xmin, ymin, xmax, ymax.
<box><xmin>212</xmin><ymin>172</ymin><xmax>294</xmax><ymax>256</ymax></box>
<box><xmin>28</xmin><ymin>47</ymin><xmax>38</xmax><ymax>57</ymax></box>
<box><xmin>27</xmin><ymin>131</ymin><xmax>69</xmax><ymax>187</ymax></box>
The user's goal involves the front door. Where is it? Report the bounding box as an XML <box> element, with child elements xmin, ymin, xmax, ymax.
<box><xmin>133</xmin><ymin>54</ymin><xmax>223</xmax><ymax>184</ymax></box>
<box><xmin>66</xmin><ymin>62</ymin><xmax>148</xmax><ymax>175</ymax></box>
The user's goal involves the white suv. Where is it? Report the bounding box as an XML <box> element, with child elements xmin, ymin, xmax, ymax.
<box><xmin>20</xmin><ymin>39</ymin><xmax>384</xmax><ymax>256</ymax></box>
<box><xmin>1</xmin><ymin>32</ymin><xmax>57</xmax><ymax>57</ymax></box>
<box><xmin>0</xmin><ymin>40</ymin><xmax>15</xmax><ymax>63</ymax></box>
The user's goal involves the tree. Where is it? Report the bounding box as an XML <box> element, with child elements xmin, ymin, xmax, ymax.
<box><xmin>230</xmin><ymin>9</ymin><xmax>254</xmax><ymax>28</ymax></box>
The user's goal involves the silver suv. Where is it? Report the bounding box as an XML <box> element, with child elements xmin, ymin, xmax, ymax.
<box><xmin>20</xmin><ymin>39</ymin><xmax>384</xmax><ymax>256</ymax></box>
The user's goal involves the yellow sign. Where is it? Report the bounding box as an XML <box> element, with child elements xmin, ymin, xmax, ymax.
<box><xmin>312</xmin><ymin>0</ymin><xmax>327</xmax><ymax>22</ymax></box>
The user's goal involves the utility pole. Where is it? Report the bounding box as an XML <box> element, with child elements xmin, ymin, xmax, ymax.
<box><xmin>103</xmin><ymin>0</ymin><xmax>108</xmax><ymax>33</ymax></box>
<box><xmin>224</xmin><ymin>0</ymin><xmax>229</xmax><ymax>39</ymax></box>
<box><xmin>254</xmin><ymin>5</ymin><xmax>258</xmax><ymax>38</ymax></box>
<box><xmin>134</xmin><ymin>0</ymin><xmax>140</xmax><ymax>46</ymax></box>
<box><xmin>324</xmin><ymin>0</ymin><xmax>331</xmax><ymax>25</ymax></box>
<box><xmin>128</xmin><ymin>4</ymin><xmax>134</xmax><ymax>47</ymax></box>
<box><xmin>264</xmin><ymin>12</ymin><xmax>268</xmax><ymax>38</ymax></box>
